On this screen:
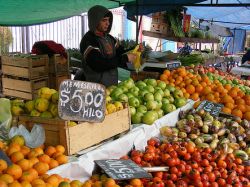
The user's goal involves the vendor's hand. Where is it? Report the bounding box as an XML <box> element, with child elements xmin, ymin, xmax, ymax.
<box><xmin>127</xmin><ymin>53</ymin><xmax>137</xmax><ymax>63</ymax></box>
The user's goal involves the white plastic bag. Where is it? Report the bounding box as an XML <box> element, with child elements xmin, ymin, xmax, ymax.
<box><xmin>9</xmin><ymin>124</ymin><xmax>45</xmax><ymax>148</ymax></box>
<box><xmin>0</xmin><ymin>98</ymin><xmax>12</xmax><ymax>140</ymax></box>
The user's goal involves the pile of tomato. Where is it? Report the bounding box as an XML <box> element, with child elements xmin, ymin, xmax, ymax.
<box><xmin>127</xmin><ymin>138</ymin><xmax>249</xmax><ymax>187</ymax></box>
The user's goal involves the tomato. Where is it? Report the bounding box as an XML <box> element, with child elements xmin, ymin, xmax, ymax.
<box><xmin>143</xmin><ymin>153</ymin><xmax>154</xmax><ymax>162</ymax></box>
<box><xmin>147</xmin><ymin>138</ymin><xmax>158</xmax><ymax>147</ymax></box>
<box><xmin>210</xmin><ymin>161</ymin><xmax>217</xmax><ymax>168</ymax></box>
<box><xmin>217</xmin><ymin>178</ymin><xmax>226</xmax><ymax>186</ymax></box>
<box><xmin>151</xmin><ymin>181</ymin><xmax>165</xmax><ymax>187</ymax></box>
<box><xmin>132</xmin><ymin>155</ymin><xmax>142</xmax><ymax>164</ymax></box>
<box><xmin>208</xmin><ymin>172</ymin><xmax>216</xmax><ymax>182</ymax></box>
<box><xmin>177</xmin><ymin>164</ymin><xmax>185</xmax><ymax>173</ymax></box>
<box><xmin>170</xmin><ymin>174</ymin><xmax>177</xmax><ymax>181</ymax></box>
<box><xmin>184</xmin><ymin>153</ymin><xmax>191</xmax><ymax>161</ymax></box>
<box><xmin>170</xmin><ymin>167</ymin><xmax>178</xmax><ymax>175</ymax></box>
<box><xmin>186</xmin><ymin>142</ymin><xmax>195</xmax><ymax>153</ymax></box>
<box><xmin>164</xmin><ymin>180</ymin><xmax>174</xmax><ymax>186</ymax></box>
<box><xmin>152</xmin><ymin>177</ymin><xmax>162</xmax><ymax>183</ymax></box>
<box><xmin>176</xmin><ymin>180</ymin><xmax>188</xmax><ymax>187</ymax></box>
<box><xmin>202</xmin><ymin>181</ymin><xmax>210</xmax><ymax>187</ymax></box>
<box><xmin>200</xmin><ymin>174</ymin><xmax>208</xmax><ymax>182</ymax></box>
<box><xmin>177</xmin><ymin>146</ymin><xmax>187</xmax><ymax>156</ymax></box>
<box><xmin>154</xmin><ymin>172</ymin><xmax>163</xmax><ymax>179</ymax></box>
<box><xmin>146</xmin><ymin>146</ymin><xmax>156</xmax><ymax>153</ymax></box>
<box><xmin>204</xmin><ymin>147</ymin><xmax>212</xmax><ymax>154</ymax></box>
<box><xmin>217</xmin><ymin>160</ymin><xmax>227</xmax><ymax>168</ymax></box>
<box><xmin>190</xmin><ymin>161</ymin><xmax>198</xmax><ymax>169</ymax></box>
<box><xmin>161</xmin><ymin>153</ymin><xmax>170</xmax><ymax>163</ymax></box>
<box><xmin>201</xmin><ymin>159</ymin><xmax>209</xmax><ymax>167</ymax></box>
<box><xmin>204</xmin><ymin>166</ymin><xmax>213</xmax><ymax>173</ymax></box>
<box><xmin>193</xmin><ymin>179</ymin><xmax>203</xmax><ymax>187</ymax></box>
<box><xmin>131</xmin><ymin>150</ymin><xmax>143</xmax><ymax>157</ymax></box>
<box><xmin>192</xmin><ymin>152</ymin><xmax>201</xmax><ymax>162</ymax></box>
<box><xmin>210</xmin><ymin>182</ymin><xmax>219</xmax><ymax>187</ymax></box>
<box><xmin>189</xmin><ymin>169</ymin><xmax>200</xmax><ymax>180</ymax></box>
<box><xmin>166</xmin><ymin>158</ymin><xmax>176</xmax><ymax>167</ymax></box>
<box><xmin>234</xmin><ymin>158</ymin><xmax>242</xmax><ymax>165</ymax></box>
<box><xmin>169</xmin><ymin>151</ymin><xmax>178</xmax><ymax>158</ymax></box>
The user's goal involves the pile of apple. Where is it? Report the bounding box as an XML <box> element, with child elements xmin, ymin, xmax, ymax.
<box><xmin>106</xmin><ymin>78</ymin><xmax>187</xmax><ymax>125</ymax></box>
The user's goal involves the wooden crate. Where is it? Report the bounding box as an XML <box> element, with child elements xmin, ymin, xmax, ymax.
<box><xmin>130</xmin><ymin>71</ymin><xmax>160</xmax><ymax>81</ymax></box>
<box><xmin>49</xmin><ymin>54</ymin><xmax>69</xmax><ymax>75</ymax></box>
<box><xmin>48</xmin><ymin>74</ymin><xmax>70</xmax><ymax>90</ymax></box>
<box><xmin>2</xmin><ymin>76</ymin><xmax>48</xmax><ymax>100</ymax></box>
<box><xmin>18</xmin><ymin>106</ymin><xmax>131</xmax><ymax>155</ymax></box>
<box><xmin>1</xmin><ymin>54</ymin><xmax>49</xmax><ymax>79</ymax></box>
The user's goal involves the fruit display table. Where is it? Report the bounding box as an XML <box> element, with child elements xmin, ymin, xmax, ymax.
<box><xmin>46</xmin><ymin>101</ymin><xmax>194</xmax><ymax>181</ymax></box>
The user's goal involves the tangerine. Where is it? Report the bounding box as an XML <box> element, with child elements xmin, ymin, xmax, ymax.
<box><xmin>231</xmin><ymin>109</ymin><xmax>243</xmax><ymax>118</ymax></box>
<box><xmin>5</xmin><ymin>164</ymin><xmax>22</xmax><ymax>180</ymax></box>
<box><xmin>33</xmin><ymin>162</ymin><xmax>49</xmax><ymax>175</ymax></box>
<box><xmin>10</xmin><ymin>151</ymin><xmax>24</xmax><ymax>163</ymax></box>
<box><xmin>0</xmin><ymin>159</ymin><xmax>7</xmax><ymax>172</ymax></box>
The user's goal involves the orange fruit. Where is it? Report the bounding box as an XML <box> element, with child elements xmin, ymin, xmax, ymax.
<box><xmin>20</xmin><ymin>181</ymin><xmax>32</xmax><ymax>187</ymax></box>
<box><xmin>38</xmin><ymin>154</ymin><xmax>51</xmax><ymax>164</ymax></box>
<box><xmin>20</xmin><ymin>146</ymin><xmax>30</xmax><ymax>156</ymax></box>
<box><xmin>33</xmin><ymin>162</ymin><xmax>49</xmax><ymax>175</ymax></box>
<box><xmin>58</xmin><ymin>181</ymin><xmax>70</xmax><ymax>187</ymax></box>
<box><xmin>8</xmin><ymin>181</ymin><xmax>22</xmax><ymax>187</ymax></box>
<box><xmin>27</xmin><ymin>168</ymin><xmax>38</xmax><ymax>180</ymax></box>
<box><xmin>193</xmin><ymin>101</ymin><xmax>201</xmax><ymax>109</ymax></box>
<box><xmin>235</xmin><ymin>104</ymin><xmax>247</xmax><ymax>113</ymax></box>
<box><xmin>103</xmin><ymin>178</ymin><xmax>116</xmax><ymax>187</ymax></box>
<box><xmin>190</xmin><ymin>93</ymin><xmax>199</xmax><ymax>101</ymax></box>
<box><xmin>0</xmin><ymin>159</ymin><xmax>8</xmax><ymax>172</ymax></box>
<box><xmin>45</xmin><ymin>146</ymin><xmax>57</xmax><ymax>156</ymax></box>
<box><xmin>206</xmin><ymin>94</ymin><xmax>214</xmax><ymax>101</ymax></box>
<box><xmin>48</xmin><ymin>159</ymin><xmax>59</xmax><ymax>170</ymax></box>
<box><xmin>163</xmin><ymin>70</ymin><xmax>170</xmax><ymax>77</ymax></box>
<box><xmin>70</xmin><ymin>180</ymin><xmax>82</xmax><ymax>187</ymax></box>
<box><xmin>46</xmin><ymin>175</ymin><xmax>59</xmax><ymax>186</ymax></box>
<box><xmin>160</xmin><ymin>74</ymin><xmax>168</xmax><ymax>81</ymax></box>
<box><xmin>55</xmin><ymin>155</ymin><xmax>68</xmax><ymax>165</ymax></box>
<box><xmin>228</xmin><ymin>89</ymin><xmax>238</xmax><ymax>98</ymax></box>
<box><xmin>224</xmin><ymin>84</ymin><xmax>232</xmax><ymax>91</ymax></box>
<box><xmin>33</xmin><ymin>148</ymin><xmax>44</xmax><ymax>156</ymax></box>
<box><xmin>0</xmin><ymin>181</ymin><xmax>7</xmax><ymax>187</ymax></box>
<box><xmin>16</xmin><ymin>159</ymin><xmax>31</xmax><ymax>171</ymax></box>
<box><xmin>5</xmin><ymin>164</ymin><xmax>22</xmax><ymax>180</ymax></box>
<box><xmin>243</xmin><ymin>111</ymin><xmax>250</xmax><ymax>120</ymax></box>
<box><xmin>55</xmin><ymin>145</ymin><xmax>65</xmax><ymax>154</ymax></box>
<box><xmin>92</xmin><ymin>181</ymin><xmax>102</xmax><ymax>187</ymax></box>
<box><xmin>195</xmin><ymin>84</ymin><xmax>203</xmax><ymax>93</ymax></box>
<box><xmin>130</xmin><ymin>179</ymin><xmax>142</xmax><ymax>187</ymax></box>
<box><xmin>31</xmin><ymin>179</ymin><xmax>45</xmax><ymax>186</ymax></box>
<box><xmin>235</xmin><ymin>98</ymin><xmax>245</xmax><ymax>105</ymax></box>
<box><xmin>0</xmin><ymin>174</ymin><xmax>14</xmax><ymax>184</ymax></box>
<box><xmin>7</xmin><ymin>144</ymin><xmax>21</xmax><ymax>156</ymax></box>
<box><xmin>225</xmin><ymin>103</ymin><xmax>234</xmax><ymax>110</ymax></box>
<box><xmin>231</xmin><ymin>109</ymin><xmax>243</xmax><ymax>119</ymax></box>
<box><xmin>186</xmin><ymin>85</ymin><xmax>195</xmax><ymax>94</ymax></box>
<box><xmin>202</xmin><ymin>87</ymin><xmax>211</xmax><ymax>95</ymax></box>
<box><xmin>19</xmin><ymin>171</ymin><xmax>33</xmax><ymax>182</ymax></box>
<box><xmin>10</xmin><ymin>151</ymin><xmax>24</xmax><ymax>163</ymax></box>
<box><xmin>40</xmin><ymin>174</ymin><xmax>50</xmax><ymax>181</ymax></box>
<box><xmin>28</xmin><ymin>157</ymin><xmax>39</xmax><ymax>167</ymax></box>
<box><xmin>222</xmin><ymin>107</ymin><xmax>231</xmax><ymax>114</ymax></box>
<box><xmin>27</xmin><ymin>150</ymin><xmax>40</xmax><ymax>159</ymax></box>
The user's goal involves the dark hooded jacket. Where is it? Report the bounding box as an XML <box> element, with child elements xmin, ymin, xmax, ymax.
<box><xmin>78</xmin><ymin>5</ymin><xmax>128</xmax><ymax>87</ymax></box>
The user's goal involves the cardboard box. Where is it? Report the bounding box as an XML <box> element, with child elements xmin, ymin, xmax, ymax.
<box><xmin>18</xmin><ymin>106</ymin><xmax>131</xmax><ymax>155</ymax></box>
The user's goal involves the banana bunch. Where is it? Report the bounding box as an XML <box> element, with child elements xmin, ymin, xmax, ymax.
<box><xmin>131</xmin><ymin>45</ymin><xmax>142</xmax><ymax>72</ymax></box>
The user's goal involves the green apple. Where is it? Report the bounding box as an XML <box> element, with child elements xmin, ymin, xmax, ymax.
<box><xmin>135</xmin><ymin>81</ymin><xmax>147</xmax><ymax>89</ymax></box>
<box><xmin>123</xmin><ymin>78</ymin><xmax>135</xmax><ymax>89</ymax></box>
<box><xmin>146</xmin><ymin>100</ymin><xmax>158</xmax><ymax>110</ymax></box>
<box><xmin>129</xmin><ymin>106</ymin><xmax>136</xmax><ymax>116</ymax></box>
<box><xmin>144</xmin><ymin>85</ymin><xmax>155</xmax><ymax>93</ymax></box>
<box><xmin>157</xmin><ymin>81</ymin><xmax>166</xmax><ymax>90</ymax></box>
<box><xmin>111</xmin><ymin>88</ymin><xmax>123</xmax><ymax>99</ymax></box>
<box><xmin>146</xmin><ymin>79</ymin><xmax>157</xmax><ymax>87</ymax></box>
<box><xmin>139</xmin><ymin>90</ymin><xmax>149</xmax><ymax>97</ymax></box>
<box><xmin>126</xmin><ymin>92</ymin><xmax>134</xmax><ymax>99</ymax></box>
<box><xmin>131</xmin><ymin>112</ymin><xmax>143</xmax><ymax>124</ymax></box>
<box><xmin>142</xmin><ymin>111</ymin><xmax>158</xmax><ymax>125</ymax></box>
<box><xmin>107</xmin><ymin>85</ymin><xmax>117</xmax><ymax>93</ymax></box>
<box><xmin>144</xmin><ymin>92</ymin><xmax>154</xmax><ymax>101</ymax></box>
<box><xmin>119</xmin><ymin>86</ymin><xmax>128</xmax><ymax>93</ymax></box>
<box><xmin>165</xmin><ymin>84</ymin><xmax>176</xmax><ymax>93</ymax></box>
<box><xmin>143</xmin><ymin>78</ymin><xmax>149</xmax><ymax>83</ymax></box>
<box><xmin>174</xmin><ymin>98</ymin><xmax>187</xmax><ymax>108</ymax></box>
<box><xmin>155</xmin><ymin>89</ymin><xmax>164</xmax><ymax>96</ymax></box>
<box><xmin>163</xmin><ymin>89</ymin><xmax>171</xmax><ymax>97</ymax></box>
<box><xmin>129</xmin><ymin>87</ymin><xmax>139</xmax><ymax>97</ymax></box>
<box><xmin>162</xmin><ymin>98</ymin><xmax>170</xmax><ymax>105</ymax></box>
<box><xmin>118</xmin><ymin>94</ymin><xmax>128</xmax><ymax>102</ymax></box>
<box><xmin>137</xmin><ymin>105</ymin><xmax>147</xmax><ymax>114</ymax></box>
<box><xmin>128</xmin><ymin>97</ymin><xmax>140</xmax><ymax>108</ymax></box>
<box><xmin>155</xmin><ymin>109</ymin><xmax>164</xmax><ymax>118</ymax></box>
<box><xmin>156</xmin><ymin>100</ymin><xmax>162</xmax><ymax>110</ymax></box>
<box><xmin>154</xmin><ymin>92</ymin><xmax>163</xmax><ymax>101</ymax></box>
<box><xmin>162</xmin><ymin>103</ymin><xmax>176</xmax><ymax>114</ymax></box>
<box><xmin>165</xmin><ymin>95</ymin><xmax>174</xmax><ymax>103</ymax></box>
<box><xmin>173</xmin><ymin>89</ymin><xmax>184</xmax><ymax>99</ymax></box>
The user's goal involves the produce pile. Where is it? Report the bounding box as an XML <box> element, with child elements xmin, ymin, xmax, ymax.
<box><xmin>160</xmin><ymin>67</ymin><xmax>250</xmax><ymax>120</ymax></box>
<box><xmin>160</xmin><ymin>109</ymin><xmax>250</xmax><ymax>160</ymax></box>
<box><xmin>106</xmin><ymin>78</ymin><xmax>187</xmax><ymax>125</ymax></box>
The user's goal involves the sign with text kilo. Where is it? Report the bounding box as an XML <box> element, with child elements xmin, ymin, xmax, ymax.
<box><xmin>58</xmin><ymin>80</ymin><xmax>106</xmax><ymax>122</ymax></box>
<box><xmin>197</xmin><ymin>100</ymin><xmax>223</xmax><ymax>116</ymax></box>
<box><xmin>95</xmin><ymin>159</ymin><xmax>152</xmax><ymax>180</ymax></box>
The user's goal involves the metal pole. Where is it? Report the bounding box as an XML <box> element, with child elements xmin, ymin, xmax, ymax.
<box><xmin>25</xmin><ymin>26</ymin><xmax>30</xmax><ymax>53</ymax></box>
<box><xmin>21</xmin><ymin>27</ymin><xmax>25</xmax><ymax>53</ymax></box>
<box><xmin>81</xmin><ymin>15</ymin><xmax>85</xmax><ymax>39</ymax></box>
<box><xmin>136</xmin><ymin>0</ymin><xmax>139</xmax><ymax>43</ymax></box>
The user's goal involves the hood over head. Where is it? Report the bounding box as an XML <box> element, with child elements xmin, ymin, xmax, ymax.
<box><xmin>88</xmin><ymin>5</ymin><xmax>113</xmax><ymax>33</ymax></box>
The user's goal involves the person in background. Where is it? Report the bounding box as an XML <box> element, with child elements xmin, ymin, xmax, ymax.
<box><xmin>242</xmin><ymin>48</ymin><xmax>250</xmax><ymax>65</ymax></box>
<box><xmin>76</xmin><ymin>5</ymin><xmax>136</xmax><ymax>87</ymax></box>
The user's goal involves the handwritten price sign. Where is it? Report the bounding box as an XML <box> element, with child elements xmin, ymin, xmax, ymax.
<box><xmin>197</xmin><ymin>100</ymin><xmax>224</xmax><ymax>116</ymax></box>
<box><xmin>95</xmin><ymin>159</ymin><xmax>152</xmax><ymax>180</ymax></box>
<box><xmin>58</xmin><ymin>80</ymin><xmax>106</xmax><ymax>122</ymax></box>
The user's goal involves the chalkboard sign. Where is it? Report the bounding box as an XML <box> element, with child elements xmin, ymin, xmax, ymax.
<box><xmin>197</xmin><ymin>100</ymin><xmax>224</xmax><ymax>116</ymax></box>
<box><xmin>0</xmin><ymin>150</ymin><xmax>12</xmax><ymax>166</ymax></box>
<box><xmin>95</xmin><ymin>159</ymin><xmax>152</xmax><ymax>180</ymax></box>
<box><xmin>166</xmin><ymin>62</ymin><xmax>181</xmax><ymax>70</ymax></box>
<box><xmin>58</xmin><ymin>80</ymin><xmax>106</xmax><ymax>122</ymax></box>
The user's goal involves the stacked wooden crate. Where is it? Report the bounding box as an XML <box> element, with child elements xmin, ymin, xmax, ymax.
<box><xmin>1</xmin><ymin>54</ymin><xmax>49</xmax><ymax>100</ymax></box>
<box><xmin>48</xmin><ymin>54</ymin><xmax>70</xmax><ymax>90</ymax></box>
<box><xmin>0</xmin><ymin>56</ymin><xmax>2</xmax><ymax>95</ymax></box>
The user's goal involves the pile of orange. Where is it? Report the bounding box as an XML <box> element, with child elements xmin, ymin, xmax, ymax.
<box><xmin>0</xmin><ymin>138</ymin><xmax>73</xmax><ymax>187</ymax></box>
<box><xmin>160</xmin><ymin>67</ymin><xmax>250</xmax><ymax>120</ymax></box>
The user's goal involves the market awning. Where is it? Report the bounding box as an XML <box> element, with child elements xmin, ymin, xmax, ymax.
<box><xmin>0</xmin><ymin>0</ymin><xmax>134</xmax><ymax>26</ymax></box>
